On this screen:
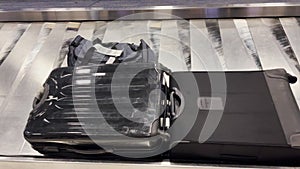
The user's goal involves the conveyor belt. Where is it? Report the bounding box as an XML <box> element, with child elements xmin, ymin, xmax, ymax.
<box><xmin>0</xmin><ymin>18</ymin><xmax>299</xmax><ymax>161</ymax></box>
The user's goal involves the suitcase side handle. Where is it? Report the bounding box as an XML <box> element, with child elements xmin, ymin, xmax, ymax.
<box><xmin>170</xmin><ymin>87</ymin><xmax>185</xmax><ymax>120</ymax></box>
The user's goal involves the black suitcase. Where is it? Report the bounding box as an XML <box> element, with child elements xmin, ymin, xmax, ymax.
<box><xmin>169</xmin><ymin>69</ymin><xmax>300</xmax><ymax>165</ymax></box>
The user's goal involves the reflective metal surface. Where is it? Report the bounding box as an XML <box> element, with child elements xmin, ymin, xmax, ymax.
<box><xmin>1</xmin><ymin>3</ymin><xmax>300</xmax><ymax>21</ymax></box>
<box><xmin>0</xmin><ymin>156</ymin><xmax>275</xmax><ymax>169</ymax></box>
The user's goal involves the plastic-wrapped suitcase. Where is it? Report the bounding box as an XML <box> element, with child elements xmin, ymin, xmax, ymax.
<box><xmin>24</xmin><ymin>63</ymin><xmax>171</xmax><ymax>158</ymax></box>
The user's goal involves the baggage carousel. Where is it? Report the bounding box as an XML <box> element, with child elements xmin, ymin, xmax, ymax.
<box><xmin>0</xmin><ymin>1</ymin><xmax>300</xmax><ymax>168</ymax></box>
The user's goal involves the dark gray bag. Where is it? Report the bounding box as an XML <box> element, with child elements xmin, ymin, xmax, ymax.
<box><xmin>68</xmin><ymin>35</ymin><xmax>156</xmax><ymax>66</ymax></box>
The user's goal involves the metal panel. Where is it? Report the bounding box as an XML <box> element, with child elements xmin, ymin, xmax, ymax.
<box><xmin>280</xmin><ymin>17</ymin><xmax>300</xmax><ymax>68</ymax></box>
<box><xmin>159</xmin><ymin>20</ymin><xmax>188</xmax><ymax>71</ymax></box>
<box><xmin>219</xmin><ymin>19</ymin><xmax>260</xmax><ymax>70</ymax></box>
<box><xmin>92</xmin><ymin>21</ymin><xmax>106</xmax><ymax>41</ymax></box>
<box><xmin>54</xmin><ymin>22</ymin><xmax>80</xmax><ymax>68</ymax></box>
<box><xmin>148</xmin><ymin>20</ymin><xmax>162</xmax><ymax>58</ymax></box>
<box><xmin>233</xmin><ymin>19</ymin><xmax>263</xmax><ymax>70</ymax></box>
<box><xmin>0</xmin><ymin>24</ymin><xmax>16</xmax><ymax>50</ymax></box>
<box><xmin>190</xmin><ymin>20</ymin><xmax>223</xmax><ymax>71</ymax></box>
<box><xmin>0</xmin><ymin>24</ymin><xmax>28</xmax><ymax>62</ymax></box>
<box><xmin>0</xmin><ymin>24</ymin><xmax>29</xmax><ymax>65</ymax></box>
<box><xmin>0</xmin><ymin>23</ymin><xmax>42</xmax><ymax>96</ymax></box>
<box><xmin>0</xmin><ymin>96</ymin><xmax>3</xmax><ymax>107</ymax></box>
<box><xmin>1</xmin><ymin>3</ymin><xmax>300</xmax><ymax>21</ymax></box>
<box><xmin>177</xmin><ymin>20</ymin><xmax>191</xmax><ymax>70</ymax></box>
